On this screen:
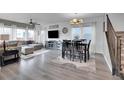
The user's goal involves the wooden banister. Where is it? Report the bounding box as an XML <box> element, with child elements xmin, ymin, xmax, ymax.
<box><xmin>106</xmin><ymin>15</ymin><xmax>124</xmax><ymax>78</ymax></box>
<box><xmin>106</xmin><ymin>15</ymin><xmax>121</xmax><ymax>75</ymax></box>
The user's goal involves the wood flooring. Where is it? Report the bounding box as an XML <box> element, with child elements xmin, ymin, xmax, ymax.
<box><xmin>0</xmin><ymin>50</ymin><xmax>120</xmax><ymax>80</ymax></box>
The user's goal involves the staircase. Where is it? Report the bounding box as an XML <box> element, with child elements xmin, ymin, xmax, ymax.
<box><xmin>121</xmin><ymin>39</ymin><xmax>124</xmax><ymax>72</ymax></box>
<box><xmin>116</xmin><ymin>32</ymin><xmax>124</xmax><ymax>75</ymax></box>
<box><xmin>106</xmin><ymin>15</ymin><xmax>124</xmax><ymax>79</ymax></box>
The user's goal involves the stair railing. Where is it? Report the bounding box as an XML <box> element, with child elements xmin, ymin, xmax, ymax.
<box><xmin>106</xmin><ymin>15</ymin><xmax>121</xmax><ymax>75</ymax></box>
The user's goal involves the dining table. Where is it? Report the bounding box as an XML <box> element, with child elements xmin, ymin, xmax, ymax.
<box><xmin>62</xmin><ymin>40</ymin><xmax>89</xmax><ymax>62</ymax></box>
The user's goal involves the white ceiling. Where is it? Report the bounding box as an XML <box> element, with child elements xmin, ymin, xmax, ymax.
<box><xmin>0</xmin><ymin>13</ymin><xmax>104</xmax><ymax>25</ymax></box>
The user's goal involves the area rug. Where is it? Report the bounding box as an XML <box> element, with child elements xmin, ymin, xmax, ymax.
<box><xmin>21</xmin><ymin>49</ymin><xmax>50</xmax><ymax>60</ymax></box>
<box><xmin>51</xmin><ymin>57</ymin><xmax>96</xmax><ymax>72</ymax></box>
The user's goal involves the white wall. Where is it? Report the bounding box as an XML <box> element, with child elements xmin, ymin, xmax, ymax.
<box><xmin>103</xmin><ymin>32</ymin><xmax>112</xmax><ymax>72</ymax></box>
<box><xmin>43</xmin><ymin>22</ymin><xmax>72</xmax><ymax>41</ymax></box>
<box><xmin>108</xmin><ymin>14</ymin><xmax>124</xmax><ymax>31</ymax></box>
<box><xmin>95</xmin><ymin>21</ymin><xmax>104</xmax><ymax>53</ymax></box>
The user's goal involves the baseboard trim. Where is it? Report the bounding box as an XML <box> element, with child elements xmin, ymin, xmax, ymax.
<box><xmin>95</xmin><ymin>52</ymin><xmax>112</xmax><ymax>73</ymax></box>
<box><xmin>103</xmin><ymin>54</ymin><xmax>112</xmax><ymax>72</ymax></box>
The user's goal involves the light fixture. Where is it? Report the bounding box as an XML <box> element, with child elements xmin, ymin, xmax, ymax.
<box><xmin>70</xmin><ymin>13</ymin><xmax>84</xmax><ymax>25</ymax></box>
<box><xmin>70</xmin><ymin>19</ymin><xmax>83</xmax><ymax>24</ymax></box>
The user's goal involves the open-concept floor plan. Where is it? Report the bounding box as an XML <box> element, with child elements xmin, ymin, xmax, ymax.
<box><xmin>0</xmin><ymin>13</ymin><xmax>123</xmax><ymax>80</ymax></box>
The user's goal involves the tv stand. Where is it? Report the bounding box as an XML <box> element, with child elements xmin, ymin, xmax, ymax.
<box><xmin>45</xmin><ymin>41</ymin><xmax>61</xmax><ymax>50</ymax></box>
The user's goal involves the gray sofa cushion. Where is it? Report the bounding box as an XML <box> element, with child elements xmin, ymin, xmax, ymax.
<box><xmin>29</xmin><ymin>44</ymin><xmax>43</xmax><ymax>50</ymax></box>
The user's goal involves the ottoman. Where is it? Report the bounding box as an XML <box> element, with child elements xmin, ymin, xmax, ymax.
<box><xmin>21</xmin><ymin>46</ymin><xmax>34</xmax><ymax>55</ymax></box>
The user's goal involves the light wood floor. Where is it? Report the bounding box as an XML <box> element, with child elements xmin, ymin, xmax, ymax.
<box><xmin>0</xmin><ymin>50</ymin><xmax>120</xmax><ymax>80</ymax></box>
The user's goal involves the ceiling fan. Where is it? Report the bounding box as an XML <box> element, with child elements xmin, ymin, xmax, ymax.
<box><xmin>28</xmin><ymin>19</ymin><xmax>40</xmax><ymax>26</ymax></box>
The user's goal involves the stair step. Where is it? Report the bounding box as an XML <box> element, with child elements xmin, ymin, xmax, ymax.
<box><xmin>121</xmin><ymin>58</ymin><xmax>124</xmax><ymax>61</ymax></box>
<box><xmin>121</xmin><ymin>41</ymin><xmax>124</xmax><ymax>43</ymax></box>
<box><xmin>121</xmin><ymin>64</ymin><xmax>124</xmax><ymax>71</ymax></box>
<box><xmin>121</xmin><ymin>48</ymin><xmax>124</xmax><ymax>53</ymax></box>
<box><xmin>121</xmin><ymin>61</ymin><xmax>124</xmax><ymax>64</ymax></box>
<box><xmin>120</xmin><ymin>71</ymin><xmax>124</xmax><ymax>74</ymax></box>
<box><xmin>121</xmin><ymin>54</ymin><xmax>124</xmax><ymax>56</ymax></box>
<box><xmin>121</xmin><ymin>54</ymin><xmax>124</xmax><ymax>57</ymax></box>
<box><xmin>121</xmin><ymin>46</ymin><xmax>124</xmax><ymax>49</ymax></box>
<box><xmin>120</xmin><ymin>68</ymin><xmax>124</xmax><ymax>73</ymax></box>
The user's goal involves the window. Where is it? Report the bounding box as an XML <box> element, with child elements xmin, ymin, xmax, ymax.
<box><xmin>4</xmin><ymin>27</ymin><xmax>12</xmax><ymax>40</ymax></box>
<box><xmin>0</xmin><ymin>26</ymin><xmax>12</xmax><ymax>40</ymax></box>
<box><xmin>16</xmin><ymin>29</ymin><xmax>35</xmax><ymax>40</ymax></box>
<box><xmin>72</xmin><ymin>28</ymin><xmax>81</xmax><ymax>40</ymax></box>
<box><xmin>4</xmin><ymin>27</ymin><xmax>11</xmax><ymax>34</ymax></box>
<box><xmin>82</xmin><ymin>26</ymin><xmax>93</xmax><ymax>40</ymax></box>
<box><xmin>28</xmin><ymin>30</ymin><xmax>34</xmax><ymax>40</ymax></box>
<box><xmin>0</xmin><ymin>27</ymin><xmax>11</xmax><ymax>35</ymax></box>
<box><xmin>0</xmin><ymin>24</ymin><xmax>4</xmax><ymax>35</ymax></box>
<box><xmin>16</xmin><ymin>29</ymin><xmax>26</xmax><ymax>40</ymax></box>
<box><xmin>0</xmin><ymin>24</ymin><xmax>35</xmax><ymax>41</ymax></box>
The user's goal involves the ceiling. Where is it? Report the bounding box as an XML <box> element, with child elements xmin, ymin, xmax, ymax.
<box><xmin>0</xmin><ymin>13</ymin><xmax>104</xmax><ymax>25</ymax></box>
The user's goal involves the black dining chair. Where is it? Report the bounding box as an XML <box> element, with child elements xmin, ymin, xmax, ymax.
<box><xmin>79</xmin><ymin>40</ymin><xmax>91</xmax><ymax>61</ymax></box>
<box><xmin>62</xmin><ymin>40</ymin><xmax>72</xmax><ymax>60</ymax></box>
<box><xmin>87</xmin><ymin>40</ymin><xmax>91</xmax><ymax>60</ymax></box>
<box><xmin>71</xmin><ymin>40</ymin><xmax>84</xmax><ymax>63</ymax></box>
<box><xmin>80</xmin><ymin>39</ymin><xmax>87</xmax><ymax>41</ymax></box>
<box><xmin>75</xmin><ymin>40</ymin><xmax>91</xmax><ymax>62</ymax></box>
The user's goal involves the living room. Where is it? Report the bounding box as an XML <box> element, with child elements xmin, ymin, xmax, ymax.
<box><xmin>0</xmin><ymin>13</ymin><xmax>119</xmax><ymax>80</ymax></box>
<box><xmin>0</xmin><ymin>0</ymin><xmax>123</xmax><ymax>93</ymax></box>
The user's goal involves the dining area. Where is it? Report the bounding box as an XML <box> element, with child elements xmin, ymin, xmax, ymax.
<box><xmin>62</xmin><ymin>39</ymin><xmax>91</xmax><ymax>63</ymax></box>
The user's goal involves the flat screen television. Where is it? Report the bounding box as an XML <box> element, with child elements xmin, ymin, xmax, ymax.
<box><xmin>48</xmin><ymin>30</ymin><xmax>59</xmax><ymax>38</ymax></box>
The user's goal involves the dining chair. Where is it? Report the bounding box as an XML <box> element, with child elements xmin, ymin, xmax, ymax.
<box><xmin>72</xmin><ymin>40</ymin><xmax>83</xmax><ymax>63</ymax></box>
<box><xmin>80</xmin><ymin>39</ymin><xmax>87</xmax><ymax>41</ymax></box>
<box><xmin>87</xmin><ymin>40</ymin><xmax>91</xmax><ymax>60</ymax></box>
<box><xmin>62</xmin><ymin>40</ymin><xmax>72</xmax><ymax>60</ymax></box>
<box><xmin>74</xmin><ymin>40</ymin><xmax>91</xmax><ymax>62</ymax></box>
<box><xmin>79</xmin><ymin>40</ymin><xmax>91</xmax><ymax>60</ymax></box>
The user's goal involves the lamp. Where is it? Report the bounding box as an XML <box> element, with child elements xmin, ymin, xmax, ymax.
<box><xmin>0</xmin><ymin>34</ymin><xmax>9</xmax><ymax>52</ymax></box>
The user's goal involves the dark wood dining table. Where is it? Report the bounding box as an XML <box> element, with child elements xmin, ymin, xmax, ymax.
<box><xmin>62</xmin><ymin>40</ymin><xmax>89</xmax><ymax>62</ymax></box>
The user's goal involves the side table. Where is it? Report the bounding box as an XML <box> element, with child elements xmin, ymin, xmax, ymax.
<box><xmin>1</xmin><ymin>49</ymin><xmax>20</xmax><ymax>66</ymax></box>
